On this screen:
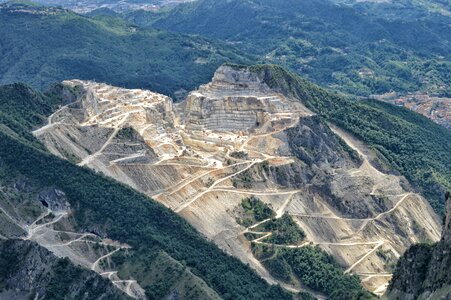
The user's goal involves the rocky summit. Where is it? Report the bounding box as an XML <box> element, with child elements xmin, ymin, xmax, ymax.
<box><xmin>33</xmin><ymin>65</ymin><xmax>442</xmax><ymax>297</ymax></box>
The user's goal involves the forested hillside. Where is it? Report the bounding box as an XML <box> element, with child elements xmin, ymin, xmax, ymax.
<box><xmin>0</xmin><ymin>2</ymin><xmax>251</xmax><ymax>97</ymax></box>
<box><xmin>134</xmin><ymin>0</ymin><xmax>450</xmax><ymax>97</ymax></box>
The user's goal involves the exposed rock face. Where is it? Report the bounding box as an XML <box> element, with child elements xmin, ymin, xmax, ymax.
<box><xmin>37</xmin><ymin>188</ymin><xmax>70</xmax><ymax>211</ymax></box>
<box><xmin>184</xmin><ymin>65</ymin><xmax>311</xmax><ymax>132</ymax></box>
<box><xmin>32</xmin><ymin>65</ymin><xmax>442</xmax><ymax>296</ymax></box>
<box><xmin>63</xmin><ymin>79</ymin><xmax>175</xmax><ymax>130</ymax></box>
<box><xmin>0</xmin><ymin>239</ymin><xmax>126</xmax><ymax>300</ymax></box>
<box><xmin>386</xmin><ymin>194</ymin><xmax>451</xmax><ymax>300</ymax></box>
<box><xmin>286</xmin><ymin>116</ymin><xmax>361</xmax><ymax>168</ymax></box>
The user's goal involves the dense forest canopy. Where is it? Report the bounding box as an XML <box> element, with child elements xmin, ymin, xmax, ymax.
<box><xmin>132</xmin><ymin>0</ymin><xmax>451</xmax><ymax>97</ymax></box>
<box><xmin>0</xmin><ymin>2</ymin><xmax>252</xmax><ymax>97</ymax></box>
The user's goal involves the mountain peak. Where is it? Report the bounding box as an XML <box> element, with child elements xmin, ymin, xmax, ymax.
<box><xmin>212</xmin><ymin>64</ymin><xmax>263</xmax><ymax>87</ymax></box>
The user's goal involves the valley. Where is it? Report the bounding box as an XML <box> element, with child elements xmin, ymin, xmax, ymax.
<box><xmin>33</xmin><ymin>65</ymin><xmax>442</xmax><ymax>297</ymax></box>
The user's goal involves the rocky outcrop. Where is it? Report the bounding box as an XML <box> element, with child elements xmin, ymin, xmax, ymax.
<box><xmin>37</xmin><ymin>188</ymin><xmax>70</xmax><ymax>211</ymax></box>
<box><xmin>183</xmin><ymin>65</ymin><xmax>312</xmax><ymax>132</ymax></box>
<box><xmin>386</xmin><ymin>193</ymin><xmax>451</xmax><ymax>300</ymax></box>
<box><xmin>0</xmin><ymin>239</ymin><xmax>127</xmax><ymax>300</ymax></box>
<box><xmin>286</xmin><ymin>116</ymin><xmax>362</xmax><ymax>168</ymax></box>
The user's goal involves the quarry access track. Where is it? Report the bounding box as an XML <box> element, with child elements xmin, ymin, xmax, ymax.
<box><xmin>78</xmin><ymin>115</ymin><xmax>128</xmax><ymax>167</ymax></box>
<box><xmin>154</xmin><ymin>122</ymin><xmax>412</xmax><ymax>297</ymax></box>
<box><xmin>32</xmin><ymin>103</ymin><xmax>73</xmax><ymax>136</ymax></box>
<box><xmin>12</xmin><ymin>207</ymin><xmax>142</xmax><ymax>298</ymax></box>
<box><xmin>162</xmin><ymin>161</ymin><xmax>252</xmax><ymax>197</ymax></box>
<box><xmin>242</xmin><ymin>215</ymin><xmax>385</xmax><ymax>252</ymax></box>
<box><xmin>236</xmin><ymin>187</ymin><xmax>415</xmax><ymax>283</ymax></box>
<box><xmin>167</xmin><ymin>131</ymin><xmax>410</xmax><ymax>282</ymax></box>
<box><xmin>175</xmin><ymin>160</ymin><xmax>260</xmax><ymax>213</ymax></box>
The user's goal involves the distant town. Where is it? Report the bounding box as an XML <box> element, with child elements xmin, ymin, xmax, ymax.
<box><xmin>373</xmin><ymin>92</ymin><xmax>451</xmax><ymax>130</ymax></box>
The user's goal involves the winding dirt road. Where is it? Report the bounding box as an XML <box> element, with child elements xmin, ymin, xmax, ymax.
<box><xmin>175</xmin><ymin>160</ymin><xmax>260</xmax><ymax>212</ymax></box>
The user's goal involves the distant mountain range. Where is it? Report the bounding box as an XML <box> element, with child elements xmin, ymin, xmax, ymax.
<box><xmin>331</xmin><ymin>0</ymin><xmax>450</xmax><ymax>19</ymax></box>
<box><xmin>0</xmin><ymin>0</ymin><xmax>195</xmax><ymax>13</ymax></box>
<box><xmin>0</xmin><ymin>1</ymin><xmax>251</xmax><ymax>97</ymax></box>
<box><xmin>141</xmin><ymin>0</ymin><xmax>449</xmax><ymax>98</ymax></box>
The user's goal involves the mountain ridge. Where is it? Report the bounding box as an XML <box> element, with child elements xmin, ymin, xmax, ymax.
<box><xmin>0</xmin><ymin>1</ymin><xmax>252</xmax><ymax>97</ymax></box>
<box><xmin>30</xmin><ymin>64</ymin><xmax>446</xmax><ymax>297</ymax></box>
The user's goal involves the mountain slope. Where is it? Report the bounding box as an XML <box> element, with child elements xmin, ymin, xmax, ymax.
<box><xmin>0</xmin><ymin>83</ymin><xmax>293</xmax><ymax>299</ymax></box>
<box><xmin>0</xmin><ymin>1</ymin><xmax>251</xmax><ymax>97</ymax></box>
<box><xmin>331</xmin><ymin>0</ymin><xmax>451</xmax><ymax>19</ymax></box>
<box><xmin>247</xmin><ymin>64</ymin><xmax>451</xmax><ymax>213</ymax></box>
<box><xmin>0</xmin><ymin>240</ymin><xmax>128</xmax><ymax>300</ymax></box>
<box><xmin>140</xmin><ymin>0</ymin><xmax>450</xmax><ymax>97</ymax></box>
<box><xmin>32</xmin><ymin>64</ymin><xmax>446</xmax><ymax>297</ymax></box>
<box><xmin>385</xmin><ymin>193</ymin><xmax>451</xmax><ymax>299</ymax></box>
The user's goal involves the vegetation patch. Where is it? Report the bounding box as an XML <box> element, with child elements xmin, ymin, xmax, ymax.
<box><xmin>230</xmin><ymin>151</ymin><xmax>249</xmax><ymax>160</ymax></box>
<box><xmin>232</xmin><ymin>169</ymin><xmax>253</xmax><ymax>189</ymax></box>
<box><xmin>232</xmin><ymin>161</ymin><xmax>269</xmax><ymax>189</ymax></box>
<box><xmin>258</xmin><ymin>245</ymin><xmax>375</xmax><ymax>299</ymax></box>
<box><xmin>256</xmin><ymin>214</ymin><xmax>306</xmax><ymax>245</ymax></box>
<box><xmin>235</xmin><ymin>196</ymin><xmax>275</xmax><ymax>227</ymax></box>
<box><xmin>117</xmin><ymin>127</ymin><xmax>137</xmax><ymax>141</ymax></box>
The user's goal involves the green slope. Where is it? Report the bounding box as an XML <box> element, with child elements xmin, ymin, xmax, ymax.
<box><xmin>0</xmin><ymin>83</ymin><xmax>293</xmax><ymax>299</ymax></box>
<box><xmin>0</xmin><ymin>2</ymin><xmax>251</xmax><ymax>97</ymax></box>
<box><xmin>140</xmin><ymin>0</ymin><xmax>450</xmax><ymax>97</ymax></box>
